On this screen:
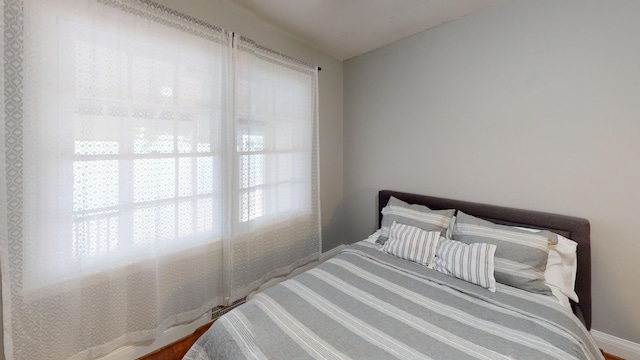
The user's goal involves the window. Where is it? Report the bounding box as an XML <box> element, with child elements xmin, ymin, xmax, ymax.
<box><xmin>25</xmin><ymin>13</ymin><xmax>318</xmax><ymax>286</ymax></box>
<box><xmin>234</xmin><ymin>51</ymin><xmax>315</xmax><ymax>229</ymax></box>
<box><xmin>69</xmin><ymin>28</ymin><xmax>225</xmax><ymax>251</ymax></box>
<box><xmin>238</xmin><ymin>133</ymin><xmax>266</xmax><ymax>222</ymax></box>
<box><xmin>27</xmin><ymin>14</ymin><xmax>229</xmax><ymax>283</ymax></box>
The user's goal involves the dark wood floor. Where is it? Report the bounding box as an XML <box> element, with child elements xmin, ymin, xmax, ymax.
<box><xmin>602</xmin><ymin>351</ymin><xmax>626</xmax><ymax>360</ymax></box>
<box><xmin>137</xmin><ymin>321</ymin><xmax>626</xmax><ymax>360</ymax></box>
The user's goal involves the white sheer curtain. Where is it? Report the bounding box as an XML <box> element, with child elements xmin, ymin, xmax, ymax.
<box><xmin>0</xmin><ymin>0</ymin><xmax>320</xmax><ymax>359</ymax></box>
<box><xmin>229</xmin><ymin>36</ymin><xmax>321</xmax><ymax>302</ymax></box>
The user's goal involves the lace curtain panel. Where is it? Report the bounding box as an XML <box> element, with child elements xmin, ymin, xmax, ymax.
<box><xmin>0</xmin><ymin>0</ymin><xmax>321</xmax><ymax>359</ymax></box>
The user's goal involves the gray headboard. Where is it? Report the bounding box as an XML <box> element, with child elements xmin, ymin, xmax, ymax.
<box><xmin>378</xmin><ymin>190</ymin><xmax>592</xmax><ymax>330</ymax></box>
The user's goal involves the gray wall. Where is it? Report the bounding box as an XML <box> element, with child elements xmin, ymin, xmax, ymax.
<box><xmin>344</xmin><ymin>0</ymin><xmax>640</xmax><ymax>344</ymax></box>
<box><xmin>154</xmin><ymin>0</ymin><xmax>345</xmax><ymax>251</ymax></box>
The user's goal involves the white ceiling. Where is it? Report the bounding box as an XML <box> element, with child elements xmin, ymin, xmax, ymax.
<box><xmin>227</xmin><ymin>0</ymin><xmax>503</xmax><ymax>60</ymax></box>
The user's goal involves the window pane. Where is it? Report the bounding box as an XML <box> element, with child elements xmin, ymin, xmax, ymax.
<box><xmin>177</xmin><ymin>134</ymin><xmax>193</xmax><ymax>153</ymax></box>
<box><xmin>237</xmin><ymin>133</ymin><xmax>264</xmax><ymax>152</ymax></box>
<box><xmin>197</xmin><ymin>198</ymin><xmax>214</xmax><ymax>233</ymax></box>
<box><xmin>178</xmin><ymin>157</ymin><xmax>193</xmax><ymax>197</ymax></box>
<box><xmin>133</xmin><ymin>127</ymin><xmax>175</xmax><ymax>154</ymax></box>
<box><xmin>276</xmin><ymin>153</ymin><xmax>293</xmax><ymax>182</ymax></box>
<box><xmin>72</xmin><ymin>211</ymin><xmax>119</xmax><ymax>259</ymax></box>
<box><xmin>197</xmin><ymin>157</ymin><xmax>214</xmax><ymax>195</ymax></box>
<box><xmin>133</xmin><ymin>204</ymin><xmax>175</xmax><ymax>247</ymax></box>
<box><xmin>240</xmin><ymin>154</ymin><xmax>264</xmax><ymax>189</ymax></box>
<box><xmin>196</xmin><ymin>112</ymin><xmax>215</xmax><ymax>153</ymax></box>
<box><xmin>276</xmin><ymin>184</ymin><xmax>293</xmax><ymax>212</ymax></box>
<box><xmin>178</xmin><ymin>201</ymin><xmax>193</xmax><ymax>237</ymax></box>
<box><xmin>74</xmin><ymin>140</ymin><xmax>119</xmax><ymax>155</ymax></box>
<box><xmin>73</xmin><ymin>160</ymin><xmax>119</xmax><ymax>212</ymax></box>
<box><xmin>240</xmin><ymin>189</ymin><xmax>264</xmax><ymax>222</ymax></box>
<box><xmin>133</xmin><ymin>159</ymin><xmax>176</xmax><ymax>202</ymax></box>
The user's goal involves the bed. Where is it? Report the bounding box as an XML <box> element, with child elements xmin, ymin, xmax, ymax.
<box><xmin>184</xmin><ymin>190</ymin><xmax>603</xmax><ymax>359</ymax></box>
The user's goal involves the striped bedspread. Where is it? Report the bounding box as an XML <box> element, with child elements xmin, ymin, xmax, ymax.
<box><xmin>184</xmin><ymin>242</ymin><xmax>604</xmax><ymax>360</ymax></box>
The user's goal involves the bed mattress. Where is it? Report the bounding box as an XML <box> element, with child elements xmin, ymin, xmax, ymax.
<box><xmin>184</xmin><ymin>242</ymin><xmax>603</xmax><ymax>360</ymax></box>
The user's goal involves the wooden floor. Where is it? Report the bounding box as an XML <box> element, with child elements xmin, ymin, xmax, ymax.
<box><xmin>137</xmin><ymin>322</ymin><xmax>626</xmax><ymax>360</ymax></box>
<box><xmin>602</xmin><ymin>351</ymin><xmax>626</xmax><ymax>360</ymax></box>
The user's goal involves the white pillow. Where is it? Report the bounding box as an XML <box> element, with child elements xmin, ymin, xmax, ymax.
<box><xmin>433</xmin><ymin>238</ymin><xmax>497</xmax><ymax>292</ymax></box>
<box><xmin>516</xmin><ymin>227</ymin><xmax>579</xmax><ymax>303</ymax></box>
<box><xmin>382</xmin><ymin>222</ymin><xmax>440</xmax><ymax>266</ymax></box>
<box><xmin>545</xmin><ymin>234</ymin><xmax>579</xmax><ymax>302</ymax></box>
<box><xmin>549</xmin><ymin>284</ymin><xmax>572</xmax><ymax>310</ymax></box>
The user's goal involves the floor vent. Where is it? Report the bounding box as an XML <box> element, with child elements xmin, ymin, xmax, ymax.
<box><xmin>211</xmin><ymin>298</ymin><xmax>246</xmax><ymax>321</ymax></box>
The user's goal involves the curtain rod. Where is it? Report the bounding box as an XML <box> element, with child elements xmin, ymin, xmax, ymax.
<box><xmin>232</xmin><ymin>33</ymin><xmax>321</xmax><ymax>72</ymax></box>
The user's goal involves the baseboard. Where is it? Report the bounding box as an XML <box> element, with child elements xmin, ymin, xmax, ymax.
<box><xmin>320</xmin><ymin>244</ymin><xmax>346</xmax><ymax>261</ymax></box>
<box><xmin>592</xmin><ymin>329</ymin><xmax>640</xmax><ymax>359</ymax></box>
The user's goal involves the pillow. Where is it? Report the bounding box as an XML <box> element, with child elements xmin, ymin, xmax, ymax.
<box><xmin>433</xmin><ymin>238</ymin><xmax>497</xmax><ymax>292</ymax></box>
<box><xmin>382</xmin><ymin>222</ymin><xmax>440</xmax><ymax>266</ymax></box>
<box><xmin>363</xmin><ymin>229</ymin><xmax>381</xmax><ymax>244</ymax></box>
<box><xmin>549</xmin><ymin>286</ymin><xmax>572</xmax><ymax>310</ymax></box>
<box><xmin>546</xmin><ymin>234</ymin><xmax>579</xmax><ymax>302</ymax></box>
<box><xmin>445</xmin><ymin>215</ymin><xmax>456</xmax><ymax>240</ymax></box>
<box><xmin>517</xmin><ymin>227</ymin><xmax>579</xmax><ymax>303</ymax></box>
<box><xmin>377</xmin><ymin>197</ymin><xmax>454</xmax><ymax>245</ymax></box>
<box><xmin>452</xmin><ymin>211</ymin><xmax>556</xmax><ymax>295</ymax></box>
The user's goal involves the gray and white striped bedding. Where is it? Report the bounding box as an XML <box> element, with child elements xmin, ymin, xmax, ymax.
<box><xmin>184</xmin><ymin>242</ymin><xmax>604</xmax><ymax>360</ymax></box>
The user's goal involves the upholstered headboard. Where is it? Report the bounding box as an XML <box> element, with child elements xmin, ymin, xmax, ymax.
<box><xmin>378</xmin><ymin>190</ymin><xmax>592</xmax><ymax>330</ymax></box>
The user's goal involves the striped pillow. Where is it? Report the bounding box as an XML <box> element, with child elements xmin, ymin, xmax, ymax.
<box><xmin>382</xmin><ymin>222</ymin><xmax>440</xmax><ymax>266</ymax></box>
<box><xmin>377</xmin><ymin>197</ymin><xmax>454</xmax><ymax>245</ymax></box>
<box><xmin>433</xmin><ymin>238</ymin><xmax>497</xmax><ymax>292</ymax></box>
<box><xmin>452</xmin><ymin>211</ymin><xmax>556</xmax><ymax>294</ymax></box>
